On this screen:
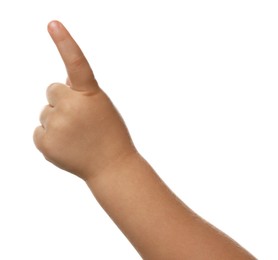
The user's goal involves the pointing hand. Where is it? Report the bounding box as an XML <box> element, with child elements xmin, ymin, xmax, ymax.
<box><xmin>34</xmin><ymin>21</ymin><xmax>136</xmax><ymax>181</ymax></box>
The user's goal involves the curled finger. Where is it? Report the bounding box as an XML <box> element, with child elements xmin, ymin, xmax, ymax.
<box><xmin>40</xmin><ymin>104</ymin><xmax>53</xmax><ymax>128</ymax></box>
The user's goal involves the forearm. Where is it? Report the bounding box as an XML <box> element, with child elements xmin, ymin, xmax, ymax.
<box><xmin>86</xmin><ymin>152</ymin><xmax>255</xmax><ymax>260</ymax></box>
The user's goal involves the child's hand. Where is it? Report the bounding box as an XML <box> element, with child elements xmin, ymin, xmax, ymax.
<box><xmin>33</xmin><ymin>21</ymin><xmax>256</xmax><ymax>260</ymax></box>
<box><xmin>33</xmin><ymin>21</ymin><xmax>136</xmax><ymax>181</ymax></box>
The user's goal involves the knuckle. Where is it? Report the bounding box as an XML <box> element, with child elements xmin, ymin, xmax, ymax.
<box><xmin>33</xmin><ymin>126</ymin><xmax>46</xmax><ymax>153</ymax></box>
<box><xmin>34</xmin><ymin>121</ymin><xmax>67</xmax><ymax>163</ymax></box>
<box><xmin>33</xmin><ymin>126</ymin><xmax>42</xmax><ymax>146</ymax></box>
<box><xmin>34</xmin><ymin>130</ymin><xmax>55</xmax><ymax>159</ymax></box>
<box><xmin>46</xmin><ymin>83</ymin><xmax>58</xmax><ymax>95</ymax></box>
<box><xmin>46</xmin><ymin>83</ymin><xmax>64</xmax><ymax>97</ymax></box>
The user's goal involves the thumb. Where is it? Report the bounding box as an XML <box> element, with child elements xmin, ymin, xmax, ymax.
<box><xmin>48</xmin><ymin>20</ymin><xmax>98</xmax><ymax>92</ymax></box>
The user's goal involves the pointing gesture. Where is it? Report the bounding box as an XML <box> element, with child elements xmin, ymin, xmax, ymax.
<box><xmin>33</xmin><ymin>21</ymin><xmax>256</xmax><ymax>260</ymax></box>
<box><xmin>34</xmin><ymin>21</ymin><xmax>136</xmax><ymax>180</ymax></box>
<box><xmin>48</xmin><ymin>21</ymin><xmax>98</xmax><ymax>91</ymax></box>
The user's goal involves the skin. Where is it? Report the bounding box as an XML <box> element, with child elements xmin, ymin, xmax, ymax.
<box><xmin>33</xmin><ymin>21</ymin><xmax>256</xmax><ymax>259</ymax></box>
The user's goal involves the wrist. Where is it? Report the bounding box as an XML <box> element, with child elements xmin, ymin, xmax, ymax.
<box><xmin>84</xmin><ymin>147</ymin><xmax>141</xmax><ymax>186</ymax></box>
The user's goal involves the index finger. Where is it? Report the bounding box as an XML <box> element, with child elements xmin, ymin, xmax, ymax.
<box><xmin>48</xmin><ymin>21</ymin><xmax>98</xmax><ymax>91</ymax></box>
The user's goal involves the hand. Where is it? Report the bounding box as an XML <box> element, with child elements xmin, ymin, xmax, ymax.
<box><xmin>33</xmin><ymin>21</ymin><xmax>136</xmax><ymax>181</ymax></box>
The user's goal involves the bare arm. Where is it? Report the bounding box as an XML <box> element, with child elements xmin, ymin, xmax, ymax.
<box><xmin>87</xmin><ymin>153</ymin><xmax>255</xmax><ymax>259</ymax></box>
<box><xmin>34</xmin><ymin>21</ymin><xmax>255</xmax><ymax>259</ymax></box>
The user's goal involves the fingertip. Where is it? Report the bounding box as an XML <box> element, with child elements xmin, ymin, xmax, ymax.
<box><xmin>47</xmin><ymin>20</ymin><xmax>63</xmax><ymax>35</ymax></box>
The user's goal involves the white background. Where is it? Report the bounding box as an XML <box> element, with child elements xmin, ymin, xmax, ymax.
<box><xmin>0</xmin><ymin>1</ymin><xmax>277</xmax><ymax>259</ymax></box>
